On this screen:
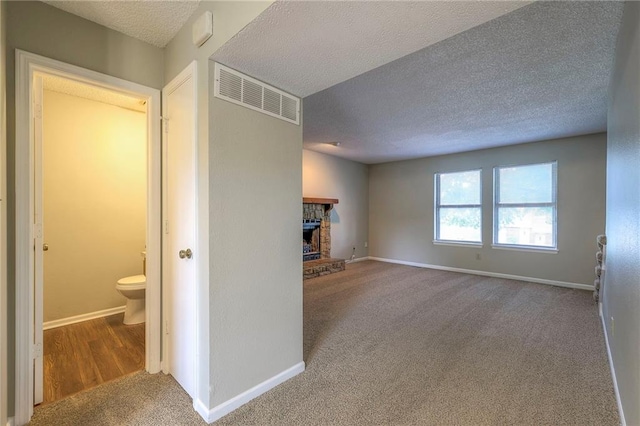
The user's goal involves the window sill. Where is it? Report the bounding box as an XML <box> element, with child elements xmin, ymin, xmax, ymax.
<box><xmin>491</xmin><ymin>244</ymin><xmax>558</xmax><ymax>254</ymax></box>
<box><xmin>433</xmin><ymin>240</ymin><xmax>483</xmax><ymax>248</ymax></box>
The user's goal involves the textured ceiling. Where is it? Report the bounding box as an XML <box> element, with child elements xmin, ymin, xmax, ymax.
<box><xmin>43</xmin><ymin>0</ymin><xmax>200</xmax><ymax>47</ymax></box>
<box><xmin>43</xmin><ymin>74</ymin><xmax>147</xmax><ymax>113</ymax></box>
<box><xmin>303</xmin><ymin>1</ymin><xmax>623</xmax><ymax>164</ymax></box>
<box><xmin>213</xmin><ymin>1</ymin><xmax>531</xmax><ymax>97</ymax></box>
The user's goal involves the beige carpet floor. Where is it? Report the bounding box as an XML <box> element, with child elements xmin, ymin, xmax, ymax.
<box><xmin>30</xmin><ymin>260</ymin><xmax>619</xmax><ymax>425</ymax></box>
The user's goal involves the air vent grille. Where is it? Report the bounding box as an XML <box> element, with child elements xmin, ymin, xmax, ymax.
<box><xmin>242</xmin><ymin>79</ymin><xmax>262</xmax><ymax>109</ymax></box>
<box><xmin>219</xmin><ymin>68</ymin><xmax>241</xmax><ymax>102</ymax></box>
<box><xmin>214</xmin><ymin>63</ymin><xmax>299</xmax><ymax>125</ymax></box>
<box><xmin>263</xmin><ymin>88</ymin><xmax>281</xmax><ymax>116</ymax></box>
<box><xmin>281</xmin><ymin>95</ymin><xmax>297</xmax><ymax>121</ymax></box>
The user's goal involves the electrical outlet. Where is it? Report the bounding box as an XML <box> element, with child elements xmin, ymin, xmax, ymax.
<box><xmin>611</xmin><ymin>317</ymin><xmax>615</xmax><ymax>338</ymax></box>
<box><xmin>475</xmin><ymin>253</ymin><xmax>481</xmax><ymax>260</ymax></box>
<box><xmin>364</xmin><ymin>242</ymin><xmax>368</xmax><ymax>248</ymax></box>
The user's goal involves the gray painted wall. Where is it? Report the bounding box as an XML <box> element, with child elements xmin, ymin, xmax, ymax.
<box><xmin>6</xmin><ymin>2</ymin><xmax>164</xmax><ymax>89</ymax></box>
<box><xmin>163</xmin><ymin>1</ymin><xmax>275</xmax><ymax>409</ymax></box>
<box><xmin>369</xmin><ymin>134</ymin><xmax>606</xmax><ymax>286</ymax></box>
<box><xmin>5</xmin><ymin>0</ymin><xmax>297</xmax><ymax>419</ymax></box>
<box><xmin>4</xmin><ymin>1</ymin><xmax>164</xmax><ymax>416</ymax></box>
<box><xmin>165</xmin><ymin>1</ymin><xmax>271</xmax><ymax>83</ymax></box>
<box><xmin>209</xmin><ymin>67</ymin><xmax>303</xmax><ymax>405</ymax></box>
<box><xmin>303</xmin><ymin>150</ymin><xmax>369</xmax><ymax>260</ymax></box>
<box><xmin>604</xmin><ymin>2</ymin><xmax>640</xmax><ymax>424</ymax></box>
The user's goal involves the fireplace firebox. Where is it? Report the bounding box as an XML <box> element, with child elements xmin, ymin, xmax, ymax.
<box><xmin>303</xmin><ymin>198</ymin><xmax>338</xmax><ymax>263</ymax></box>
<box><xmin>303</xmin><ymin>219</ymin><xmax>321</xmax><ymax>261</ymax></box>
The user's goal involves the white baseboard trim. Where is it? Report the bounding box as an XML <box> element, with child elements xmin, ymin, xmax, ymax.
<box><xmin>600</xmin><ymin>311</ymin><xmax>627</xmax><ymax>426</ymax></box>
<box><xmin>367</xmin><ymin>257</ymin><xmax>593</xmax><ymax>291</ymax></box>
<box><xmin>196</xmin><ymin>361</ymin><xmax>305</xmax><ymax>424</ymax></box>
<box><xmin>43</xmin><ymin>305</ymin><xmax>126</xmax><ymax>330</ymax></box>
<box><xmin>346</xmin><ymin>256</ymin><xmax>368</xmax><ymax>264</ymax></box>
<box><xmin>193</xmin><ymin>399</ymin><xmax>210</xmax><ymax>424</ymax></box>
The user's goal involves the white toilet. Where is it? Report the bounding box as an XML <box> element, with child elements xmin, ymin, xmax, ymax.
<box><xmin>116</xmin><ymin>274</ymin><xmax>146</xmax><ymax>325</ymax></box>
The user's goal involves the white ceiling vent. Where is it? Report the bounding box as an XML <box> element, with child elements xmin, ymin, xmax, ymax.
<box><xmin>214</xmin><ymin>63</ymin><xmax>300</xmax><ymax>125</ymax></box>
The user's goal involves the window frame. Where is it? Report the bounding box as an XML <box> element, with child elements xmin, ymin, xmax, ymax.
<box><xmin>492</xmin><ymin>161</ymin><xmax>558</xmax><ymax>251</ymax></box>
<box><xmin>434</xmin><ymin>169</ymin><xmax>483</xmax><ymax>245</ymax></box>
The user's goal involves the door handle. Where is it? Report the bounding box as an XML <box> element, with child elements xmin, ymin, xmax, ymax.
<box><xmin>43</xmin><ymin>243</ymin><xmax>49</xmax><ymax>251</ymax></box>
<box><xmin>178</xmin><ymin>248</ymin><xmax>193</xmax><ymax>259</ymax></box>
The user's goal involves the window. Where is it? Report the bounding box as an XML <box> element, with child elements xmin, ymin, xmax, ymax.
<box><xmin>493</xmin><ymin>162</ymin><xmax>557</xmax><ymax>249</ymax></box>
<box><xmin>434</xmin><ymin>170</ymin><xmax>482</xmax><ymax>244</ymax></box>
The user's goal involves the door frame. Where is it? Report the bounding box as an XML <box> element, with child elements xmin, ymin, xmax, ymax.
<box><xmin>15</xmin><ymin>50</ymin><xmax>162</xmax><ymax>423</ymax></box>
<box><xmin>161</xmin><ymin>61</ymin><xmax>199</xmax><ymax>391</ymax></box>
<box><xmin>0</xmin><ymin>2</ymin><xmax>7</xmax><ymax>425</ymax></box>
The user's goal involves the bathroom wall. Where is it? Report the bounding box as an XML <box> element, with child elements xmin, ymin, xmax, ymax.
<box><xmin>42</xmin><ymin>90</ymin><xmax>147</xmax><ymax>322</ymax></box>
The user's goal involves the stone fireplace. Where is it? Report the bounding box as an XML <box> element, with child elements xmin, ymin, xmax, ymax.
<box><xmin>303</xmin><ymin>197</ymin><xmax>345</xmax><ymax>279</ymax></box>
<box><xmin>302</xmin><ymin>199</ymin><xmax>335</xmax><ymax>259</ymax></box>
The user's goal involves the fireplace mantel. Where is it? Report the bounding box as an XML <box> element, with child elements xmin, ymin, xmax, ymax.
<box><xmin>303</xmin><ymin>197</ymin><xmax>338</xmax><ymax>214</ymax></box>
<box><xmin>303</xmin><ymin>197</ymin><xmax>338</xmax><ymax>205</ymax></box>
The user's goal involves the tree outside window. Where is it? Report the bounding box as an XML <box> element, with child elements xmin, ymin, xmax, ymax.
<box><xmin>435</xmin><ymin>170</ymin><xmax>482</xmax><ymax>243</ymax></box>
<box><xmin>493</xmin><ymin>162</ymin><xmax>557</xmax><ymax>249</ymax></box>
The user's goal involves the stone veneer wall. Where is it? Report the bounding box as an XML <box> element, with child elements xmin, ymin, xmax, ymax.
<box><xmin>303</xmin><ymin>203</ymin><xmax>331</xmax><ymax>259</ymax></box>
<box><xmin>303</xmin><ymin>258</ymin><xmax>345</xmax><ymax>279</ymax></box>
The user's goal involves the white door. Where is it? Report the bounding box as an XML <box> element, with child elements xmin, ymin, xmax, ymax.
<box><xmin>162</xmin><ymin>63</ymin><xmax>197</xmax><ymax>397</ymax></box>
<box><xmin>32</xmin><ymin>74</ymin><xmax>44</xmax><ymax>405</ymax></box>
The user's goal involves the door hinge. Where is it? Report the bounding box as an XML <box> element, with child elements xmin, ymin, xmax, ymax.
<box><xmin>33</xmin><ymin>342</ymin><xmax>43</xmax><ymax>359</ymax></box>
<box><xmin>164</xmin><ymin>220</ymin><xmax>169</xmax><ymax>234</ymax></box>
<box><xmin>33</xmin><ymin>223</ymin><xmax>42</xmax><ymax>239</ymax></box>
<box><xmin>162</xmin><ymin>116</ymin><xmax>169</xmax><ymax>133</ymax></box>
<box><xmin>165</xmin><ymin>320</ymin><xmax>169</xmax><ymax>335</ymax></box>
<box><xmin>34</xmin><ymin>103</ymin><xmax>42</xmax><ymax>120</ymax></box>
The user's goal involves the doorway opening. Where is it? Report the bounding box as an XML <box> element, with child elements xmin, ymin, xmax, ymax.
<box><xmin>15</xmin><ymin>50</ymin><xmax>162</xmax><ymax>423</ymax></box>
<box><xmin>38</xmin><ymin>74</ymin><xmax>149</xmax><ymax>404</ymax></box>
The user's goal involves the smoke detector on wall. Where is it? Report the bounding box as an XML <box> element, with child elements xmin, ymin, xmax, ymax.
<box><xmin>192</xmin><ymin>11</ymin><xmax>213</xmax><ymax>47</ymax></box>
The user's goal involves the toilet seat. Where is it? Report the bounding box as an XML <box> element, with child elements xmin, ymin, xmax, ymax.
<box><xmin>116</xmin><ymin>274</ymin><xmax>146</xmax><ymax>291</ymax></box>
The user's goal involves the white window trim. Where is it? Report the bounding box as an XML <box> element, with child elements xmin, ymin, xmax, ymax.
<box><xmin>493</xmin><ymin>161</ymin><xmax>558</xmax><ymax>250</ymax></box>
<box><xmin>491</xmin><ymin>244</ymin><xmax>558</xmax><ymax>254</ymax></box>
<box><xmin>434</xmin><ymin>169</ymin><xmax>482</xmax><ymax>244</ymax></box>
<box><xmin>433</xmin><ymin>240</ymin><xmax>484</xmax><ymax>248</ymax></box>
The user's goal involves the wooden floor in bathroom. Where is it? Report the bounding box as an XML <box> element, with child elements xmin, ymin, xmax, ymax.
<box><xmin>42</xmin><ymin>313</ymin><xmax>145</xmax><ymax>404</ymax></box>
